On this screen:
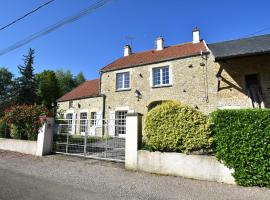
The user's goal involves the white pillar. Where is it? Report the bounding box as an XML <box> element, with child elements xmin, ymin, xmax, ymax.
<box><xmin>125</xmin><ymin>113</ymin><xmax>142</xmax><ymax>170</ymax></box>
<box><xmin>36</xmin><ymin>118</ymin><xmax>54</xmax><ymax>156</ymax></box>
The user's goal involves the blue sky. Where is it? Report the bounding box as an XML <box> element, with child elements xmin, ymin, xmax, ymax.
<box><xmin>0</xmin><ymin>0</ymin><xmax>270</xmax><ymax>80</ymax></box>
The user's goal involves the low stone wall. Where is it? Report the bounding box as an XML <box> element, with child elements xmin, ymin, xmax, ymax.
<box><xmin>0</xmin><ymin>138</ymin><xmax>37</xmax><ymax>155</ymax></box>
<box><xmin>0</xmin><ymin>118</ymin><xmax>54</xmax><ymax>156</ymax></box>
<box><xmin>137</xmin><ymin>150</ymin><xmax>235</xmax><ymax>184</ymax></box>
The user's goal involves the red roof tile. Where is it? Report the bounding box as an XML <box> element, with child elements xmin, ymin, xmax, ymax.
<box><xmin>57</xmin><ymin>78</ymin><xmax>100</xmax><ymax>102</ymax></box>
<box><xmin>101</xmin><ymin>41</ymin><xmax>208</xmax><ymax>72</ymax></box>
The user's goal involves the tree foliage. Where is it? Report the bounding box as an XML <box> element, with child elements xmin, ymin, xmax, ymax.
<box><xmin>36</xmin><ymin>70</ymin><xmax>61</xmax><ymax>109</ymax></box>
<box><xmin>15</xmin><ymin>48</ymin><xmax>37</xmax><ymax>104</ymax></box>
<box><xmin>0</xmin><ymin>67</ymin><xmax>14</xmax><ymax>116</ymax></box>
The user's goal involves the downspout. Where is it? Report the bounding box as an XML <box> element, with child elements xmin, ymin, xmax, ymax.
<box><xmin>99</xmin><ymin>71</ymin><xmax>106</xmax><ymax>136</ymax></box>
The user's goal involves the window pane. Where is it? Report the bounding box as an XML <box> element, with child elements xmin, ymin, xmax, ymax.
<box><xmin>116</xmin><ymin>73</ymin><xmax>123</xmax><ymax>89</ymax></box>
<box><xmin>80</xmin><ymin>112</ymin><xmax>87</xmax><ymax>133</ymax></box>
<box><xmin>162</xmin><ymin>67</ymin><xmax>169</xmax><ymax>84</ymax></box>
<box><xmin>124</xmin><ymin>72</ymin><xmax>130</xmax><ymax>88</ymax></box>
<box><xmin>153</xmin><ymin>68</ymin><xmax>161</xmax><ymax>86</ymax></box>
<box><xmin>90</xmin><ymin>112</ymin><xmax>97</xmax><ymax>126</ymax></box>
<box><xmin>115</xmin><ymin>111</ymin><xmax>127</xmax><ymax>136</ymax></box>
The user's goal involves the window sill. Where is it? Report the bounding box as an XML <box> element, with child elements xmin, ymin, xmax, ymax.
<box><xmin>152</xmin><ymin>84</ymin><xmax>172</xmax><ymax>89</ymax></box>
<box><xmin>115</xmin><ymin>88</ymin><xmax>131</xmax><ymax>92</ymax></box>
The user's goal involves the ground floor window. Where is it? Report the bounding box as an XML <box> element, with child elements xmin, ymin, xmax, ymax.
<box><xmin>90</xmin><ymin>112</ymin><xmax>97</xmax><ymax>126</ymax></box>
<box><xmin>80</xmin><ymin>112</ymin><xmax>87</xmax><ymax>134</ymax></box>
<box><xmin>115</xmin><ymin>111</ymin><xmax>127</xmax><ymax>136</ymax></box>
<box><xmin>66</xmin><ymin>113</ymin><xmax>73</xmax><ymax>133</ymax></box>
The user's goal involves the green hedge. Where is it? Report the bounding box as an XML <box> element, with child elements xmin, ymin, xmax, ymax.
<box><xmin>211</xmin><ymin>109</ymin><xmax>270</xmax><ymax>187</ymax></box>
<box><xmin>0</xmin><ymin>119</ymin><xmax>7</xmax><ymax>138</ymax></box>
<box><xmin>144</xmin><ymin>101</ymin><xmax>213</xmax><ymax>153</ymax></box>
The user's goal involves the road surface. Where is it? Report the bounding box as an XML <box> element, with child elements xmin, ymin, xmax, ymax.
<box><xmin>0</xmin><ymin>150</ymin><xmax>269</xmax><ymax>200</ymax></box>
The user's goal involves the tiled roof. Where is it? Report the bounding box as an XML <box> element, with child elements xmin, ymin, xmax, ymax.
<box><xmin>208</xmin><ymin>34</ymin><xmax>270</xmax><ymax>60</ymax></box>
<box><xmin>101</xmin><ymin>41</ymin><xmax>208</xmax><ymax>72</ymax></box>
<box><xmin>57</xmin><ymin>78</ymin><xmax>100</xmax><ymax>102</ymax></box>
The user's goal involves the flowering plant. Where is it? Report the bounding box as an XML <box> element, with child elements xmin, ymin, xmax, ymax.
<box><xmin>3</xmin><ymin>105</ymin><xmax>49</xmax><ymax>140</ymax></box>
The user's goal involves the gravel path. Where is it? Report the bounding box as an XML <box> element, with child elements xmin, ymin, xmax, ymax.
<box><xmin>0</xmin><ymin>150</ymin><xmax>269</xmax><ymax>200</ymax></box>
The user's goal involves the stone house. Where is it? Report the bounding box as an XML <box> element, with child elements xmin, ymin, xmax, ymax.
<box><xmin>57</xmin><ymin>29</ymin><xmax>270</xmax><ymax>136</ymax></box>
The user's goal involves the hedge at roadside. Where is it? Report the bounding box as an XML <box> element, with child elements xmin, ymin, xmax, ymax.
<box><xmin>211</xmin><ymin>109</ymin><xmax>270</xmax><ymax>187</ymax></box>
<box><xmin>144</xmin><ymin>101</ymin><xmax>213</xmax><ymax>153</ymax></box>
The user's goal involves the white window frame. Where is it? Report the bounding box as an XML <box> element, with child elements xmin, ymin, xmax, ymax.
<box><xmin>79</xmin><ymin>112</ymin><xmax>88</xmax><ymax>135</ymax></box>
<box><xmin>152</xmin><ymin>66</ymin><xmax>171</xmax><ymax>87</ymax></box>
<box><xmin>90</xmin><ymin>112</ymin><xmax>97</xmax><ymax>127</ymax></box>
<box><xmin>116</xmin><ymin>72</ymin><xmax>130</xmax><ymax>91</ymax></box>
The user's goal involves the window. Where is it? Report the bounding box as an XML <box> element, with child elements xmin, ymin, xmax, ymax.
<box><xmin>66</xmin><ymin>113</ymin><xmax>73</xmax><ymax>133</ymax></box>
<box><xmin>115</xmin><ymin>111</ymin><xmax>127</xmax><ymax>136</ymax></box>
<box><xmin>80</xmin><ymin>112</ymin><xmax>87</xmax><ymax>134</ymax></box>
<box><xmin>152</xmin><ymin>66</ymin><xmax>170</xmax><ymax>87</ymax></box>
<box><xmin>116</xmin><ymin>72</ymin><xmax>130</xmax><ymax>90</ymax></box>
<box><xmin>90</xmin><ymin>112</ymin><xmax>97</xmax><ymax>126</ymax></box>
<box><xmin>69</xmin><ymin>101</ymin><xmax>73</xmax><ymax>108</ymax></box>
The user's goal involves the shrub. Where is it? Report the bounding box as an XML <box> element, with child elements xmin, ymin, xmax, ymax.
<box><xmin>211</xmin><ymin>109</ymin><xmax>270</xmax><ymax>187</ymax></box>
<box><xmin>144</xmin><ymin>101</ymin><xmax>213</xmax><ymax>153</ymax></box>
<box><xmin>0</xmin><ymin>119</ymin><xmax>7</xmax><ymax>138</ymax></box>
<box><xmin>3</xmin><ymin>105</ymin><xmax>49</xmax><ymax>140</ymax></box>
<box><xmin>10</xmin><ymin>124</ymin><xmax>21</xmax><ymax>139</ymax></box>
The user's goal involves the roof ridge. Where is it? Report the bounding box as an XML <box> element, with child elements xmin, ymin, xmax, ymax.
<box><xmin>209</xmin><ymin>33</ymin><xmax>270</xmax><ymax>45</ymax></box>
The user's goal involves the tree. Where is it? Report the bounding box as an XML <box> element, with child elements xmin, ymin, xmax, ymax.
<box><xmin>55</xmin><ymin>69</ymin><xmax>76</xmax><ymax>96</ymax></box>
<box><xmin>0</xmin><ymin>67</ymin><xmax>14</xmax><ymax>116</ymax></box>
<box><xmin>75</xmin><ymin>72</ymin><xmax>86</xmax><ymax>86</ymax></box>
<box><xmin>36</xmin><ymin>70</ymin><xmax>61</xmax><ymax>110</ymax></box>
<box><xmin>15</xmin><ymin>48</ymin><xmax>37</xmax><ymax>104</ymax></box>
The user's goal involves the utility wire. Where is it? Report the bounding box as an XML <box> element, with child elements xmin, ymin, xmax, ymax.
<box><xmin>245</xmin><ymin>26</ymin><xmax>270</xmax><ymax>38</ymax></box>
<box><xmin>0</xmin><ymin>0</ymin><xmax>113</xmax><ymax>56</ymax></box>
<box><xmin>0</xmin><ymin>0</ymin><xmax>55</xmax><ymax>32</ymax></box>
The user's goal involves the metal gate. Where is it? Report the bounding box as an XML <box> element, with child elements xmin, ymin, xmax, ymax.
<box><xmin>53</xmin><ymin>119</ymin><xmax>126</xmax><ymax>162</ymax></box>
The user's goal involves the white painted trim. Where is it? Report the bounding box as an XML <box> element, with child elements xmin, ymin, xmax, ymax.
<box><xmin>115</xmin><ymin>106</ymin><xmax>129</xmax><ymax>111</ymax></box>
<box><xmin>150</xmin><ymin>65</ymin><xmax>173</xmax><ymax>87</ymax></box>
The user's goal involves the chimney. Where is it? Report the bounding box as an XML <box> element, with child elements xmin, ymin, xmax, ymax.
<box><xmin>156</xmin><ymin>36</ymin><xmax>164</xmax><ymax>51</ymax></box>
<box><xmin>124</xmin><ymin>45</ymin><xmax>132</xmax><ymax>56</ymax></box>
<box><xmin>192</xmin><ymin>27</ymin><xmax>200</xmax><ymax>43</ymax></box>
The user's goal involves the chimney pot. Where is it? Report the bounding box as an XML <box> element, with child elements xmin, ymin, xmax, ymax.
<box><xmin>124</xmin><ymin>45</ymin><xmax>132</xmax><ymax>56</ymax></box>
<box><xmin>192</xmin><ymin>27</ymin><xmax>200</xmax><ymax>43</ymax></box>
<box><xmin>156</xmin><ymin>36</ymin><xmax>164</xmax><ymax>51</ymax></box>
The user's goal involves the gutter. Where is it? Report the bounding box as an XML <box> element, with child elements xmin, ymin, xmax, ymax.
<box><xmin>99</xmin><ymin>71</ymin><xmax>106</xmax><ymax>136</ymax></box>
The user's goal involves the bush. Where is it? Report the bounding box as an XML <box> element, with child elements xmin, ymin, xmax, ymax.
<box><xmin>144</xmin><ymin>101</ymin><xmax>213</xmax><ymax>153</ymax></box>
<box><xmin>3</xmin><ymin>105</ymin><xmax>49</xmax><ymax>140</ymax></box>
<box><xmin>0</xmin><ymin>119</ymin><xmax>7</xmax><ymax>138</ymax></box>
<box><xmin>211</xmin><ymin>109</ymin><xmax>270</xmax><ymax>187</ymax></box>
<box><xmin>10</xmin><ymin>124</ymin><xmax>21</xmax><ymax>139</ymax></box>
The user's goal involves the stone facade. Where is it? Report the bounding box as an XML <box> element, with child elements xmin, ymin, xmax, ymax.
<box><xmin>58</xmin><ymin>52</ymin><xmax>270</xmax><ymax>136</ymax></box>
<box><xmin>101</xmin><ymin>53</ymin><xmax>270</xmax><ymax>122</ymax></box>
<box><xmin>57</xmin><ymin>96</ymin><xmax>104</xmax><ymax>136</ymax></box>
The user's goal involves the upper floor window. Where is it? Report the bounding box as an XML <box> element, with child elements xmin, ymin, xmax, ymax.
<box><xmin>116</xmin><ymin>72</ymin><xmax>130</xmax><ymax>90</ymax></box>
<box><xmin>69</xmin><ymin>101</ymin><xmax>73</xmax><ymax>108</ymax></box>
<box><xmin>152</xmin><ymin>66</ymin><xmax>170</xmax><ymax>87</ymax></box>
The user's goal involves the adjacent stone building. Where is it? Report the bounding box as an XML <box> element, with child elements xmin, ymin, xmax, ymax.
<box><xmin>57</xmin><ymin>29</ymin><xmax>270</xmax><ymax>137</ymax></box>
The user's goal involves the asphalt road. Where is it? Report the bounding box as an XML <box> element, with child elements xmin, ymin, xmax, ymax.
<box><xmin>0</xmin><ymin>150</ymin><xmax>269</xmax><ymax>200</ymax></box>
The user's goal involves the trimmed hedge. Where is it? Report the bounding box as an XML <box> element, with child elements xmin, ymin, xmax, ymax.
<box><xmin>144</xmin><ymin>101</ymin><xmax>213</xmax><ymax>153</ymax></box>
<box><xmin>211</xmin><ymin>109</ymin><xmax>270</xmax><ymax>187</ymax></box>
